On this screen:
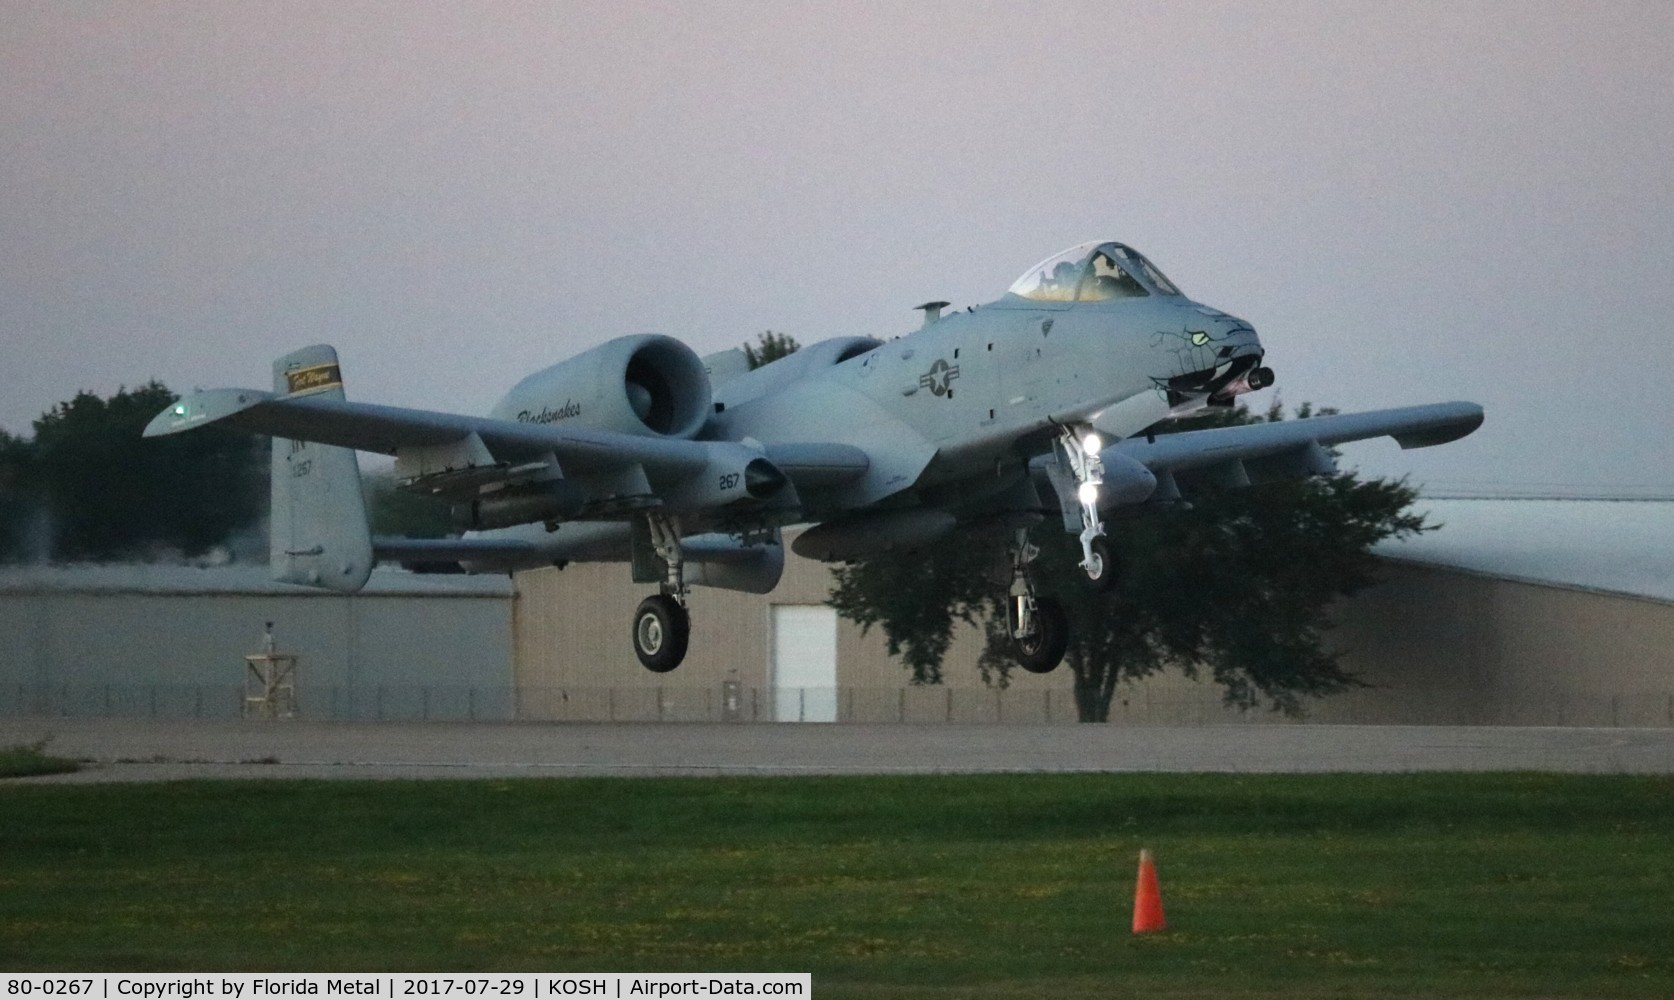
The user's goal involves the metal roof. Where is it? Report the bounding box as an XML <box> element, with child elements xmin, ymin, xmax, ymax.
<box><xmin>1382</xmin><ymin>499</ymin><xmax>1674</xmax><ymax>603</ymax></box>
<box><xmin>0</xmin><ymin>564</ymin><xmax>514</xmax><ymax>598</ymax></box>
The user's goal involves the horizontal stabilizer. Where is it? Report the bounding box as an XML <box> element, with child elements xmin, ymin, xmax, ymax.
<box><xmin>372</xmin><ymin>526</ymin><xmax>783</xmax><ymax>593</ymax></box>
<box><xmin>372</xmin><ymin>536</ymin><xmax>543</xmax><ymax>568</ymax></box>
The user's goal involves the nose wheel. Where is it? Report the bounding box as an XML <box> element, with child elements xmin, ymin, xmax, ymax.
<box><xmin>1082</xmin><ymin>535</ymin><xmax>1119</xmax><ymax>591</ymax></box>
<box><xmin>632</xmin><ymin>594</ymin><xmax>690</xmax><ymax>672</ymax></box>
<box><xmin>1057</xmin><ymin>425</ymin><xmax>1121</xmax><ymax>591</ymax></box>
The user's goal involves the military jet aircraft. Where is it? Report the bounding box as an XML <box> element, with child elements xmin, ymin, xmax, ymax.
<box><xmin>145</xmin><ymin>241</ymin><xmax>1482</xmax><ymax>672</ymax></box>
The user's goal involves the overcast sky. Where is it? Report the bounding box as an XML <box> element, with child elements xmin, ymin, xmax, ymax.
<box><xmin>3</xmin><ymin>1</ymin><xmax>1671</xmax><ymax>495</ymax></box>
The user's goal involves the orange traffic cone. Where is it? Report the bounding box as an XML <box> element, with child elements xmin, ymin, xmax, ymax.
<box><xmin>1132</xmin><ymin>848</ymin><xmax>1166</xmax><ymax>934</ymax></box>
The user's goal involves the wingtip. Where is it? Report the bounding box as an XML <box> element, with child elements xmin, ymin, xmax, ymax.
<box><xmin>1393</xmin><ymin>401</ymin><xmax>1486</xmax><ymax>449</ymax></box>
<box><xmin>141</xmin><ymin>404</ymin><xmax>193</xmax><ymax>438</ymax></box>
<box><xmin>141</xmin><ymin>387</ymin><xmax>274</xmax><ymax>438</ymax></box>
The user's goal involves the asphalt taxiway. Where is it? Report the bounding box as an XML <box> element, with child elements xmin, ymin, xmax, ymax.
<box><xmin>5</xmin><ymin>717</ymin><xmax>1674</xmax><ymax>782</ymax></box>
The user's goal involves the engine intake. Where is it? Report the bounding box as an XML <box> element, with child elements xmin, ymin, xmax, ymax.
<box><xmin>490</xmin><ymin>334</ymin><xmax>712</xmax><ymax>439</ymax></box>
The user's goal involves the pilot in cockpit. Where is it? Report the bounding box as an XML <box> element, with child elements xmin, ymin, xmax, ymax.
<box><xmin>1081</xmin><ymin>251</ymin><xmax>1147</xmax><ymax>301</ymax></box>
<box><xmin>1045</xmin><ymin>261</ymin><xmax>1080</xmax><ymax>298</ymax></box>
<box><xmin>1006</xmin><ymin>241</ymin><xmax>1182</xmax><ymax>303</ymax></box>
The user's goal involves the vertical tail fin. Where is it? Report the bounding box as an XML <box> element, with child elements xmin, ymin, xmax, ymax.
<box><xmin>270</xmin><ymin>346</ymin><xmax>373</xmax><ymax>592</ymax></box>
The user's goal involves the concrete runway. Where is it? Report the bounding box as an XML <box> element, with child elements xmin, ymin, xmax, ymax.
<box><xmin>5</xmin><ymin>717</ymin><xmax>1674</xmax><ymax>781</ymax></box>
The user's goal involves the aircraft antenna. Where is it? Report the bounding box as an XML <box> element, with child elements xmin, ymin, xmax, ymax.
<box><xmin>915</xmin><ymin>301</ymin><xmax>951</xmax><ymax>328</ymax></box>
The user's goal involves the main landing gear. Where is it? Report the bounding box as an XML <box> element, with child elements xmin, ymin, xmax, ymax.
<box><xmin>1002</xmin><ymin>424</ymin><xmax>1128</xmax><ymax>673</ymax></box>
<box><xmin>632</xmin><ymin>594</ymin><xmax>688</xmax><ymax>673</ymax></box>
<box><xmin>631</xmin><ymin>514</ymin><xmax>691</xmax><ymax>672</ymax></box>
<box><xmin>1005</xmin><ymin>528</ymin><xmax>1068</xmax><ymax>673</ymax></box>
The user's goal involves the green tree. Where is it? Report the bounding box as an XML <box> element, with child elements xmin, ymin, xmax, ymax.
<box><xmin>0</xmin><ymin>428</ymin><xmax>41</xmax><ymax>562</ymax></box>
<box><xmin>362</xmin><ymin>470</ymin><xmax>462</xmax><ymax>573</ymax></box>
<box><xmin>22</xmin><ymin>383</ymin><xmax>266</xmax><ymax>562</ymax></box>
<box><xmin>828</xmin><ymin>404</ymin><xmax>1428</xmax><ymax>720</ymax></box>
<box><xmin>827</xmin><ymin>532</ymin><xmax>995</xmax><ymax>685</ymax></box>
<box><xmin>365</xmin><ymin>471</ymin><xmax>455</xmax><ymax>539</ymax></box>
<box><xmin>742</xmin><ymin>331</ymin><xmax>800</xmax><ymax>370</ymax></box>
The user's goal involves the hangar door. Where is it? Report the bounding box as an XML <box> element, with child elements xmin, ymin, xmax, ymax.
<box><xmin>771</xmin><ymin>605</ymin><xmax>837</xmax><ymax>722</ymax></box>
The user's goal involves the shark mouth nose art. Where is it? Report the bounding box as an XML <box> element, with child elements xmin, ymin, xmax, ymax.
<box><xmin>1167</xmin><ymin>351</ymin><xmax>1274</xmax><ymax>401</ymax></box>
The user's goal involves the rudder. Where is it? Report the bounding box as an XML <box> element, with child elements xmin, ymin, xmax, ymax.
<box><xmin>270</xmin><ymin>346</ymin><xmax>373</xmax><ymax>592</ymax></box>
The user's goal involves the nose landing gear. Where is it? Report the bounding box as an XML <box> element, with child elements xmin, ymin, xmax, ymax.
<box><xmin>1058</xmin><ymin>425</ymin><xmax>1121</xmax><ymax>591</ymax></box>
<box><xmin>1082</xmin><ymin>534</ymin><xmax>1118</xmax><ymax>589</ymax></box>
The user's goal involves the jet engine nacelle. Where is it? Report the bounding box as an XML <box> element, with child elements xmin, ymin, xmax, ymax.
<box><xmin>489</xmin><ymin>333</ymin><xmax>712</xmax><ymax>440</ymax></box>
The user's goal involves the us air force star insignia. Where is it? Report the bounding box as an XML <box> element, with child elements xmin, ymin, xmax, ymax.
<box><xmin>918</xmin><ymin>358</ymin><xmax>961</xmax><ymax>397</ymax></box>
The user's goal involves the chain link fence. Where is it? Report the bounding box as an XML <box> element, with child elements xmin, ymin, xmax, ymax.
<box><xmin>4</xmin><ymin>681</ymin><xmax>1674</xmax><ymax>726</ymax></box>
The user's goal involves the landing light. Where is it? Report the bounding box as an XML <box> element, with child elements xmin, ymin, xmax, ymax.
<box><xmin>1081</xmin><ymin>432</ymin><xmax>1102</xmax><ymax>454</ymax></box>
<box><xmin>1077</xmin><ymin>482</ymin><xmax>1100</xmax><ymax>506</ymax></box>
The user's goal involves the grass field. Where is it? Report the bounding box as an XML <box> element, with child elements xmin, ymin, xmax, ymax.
<box><xmin>2</xmin><ymin>773</ymin><xmax>1671</xmax><ymax>997</ymax></box>
<box><xmin>0</xmin><ymin>741</ymin><xmax>79</xmax><ymax>779</ymax></box>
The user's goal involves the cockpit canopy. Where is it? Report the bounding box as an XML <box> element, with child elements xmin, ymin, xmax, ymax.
<box><xmin>1006</xmin><ymin>241</ymin><xmax>1182</xmax><ymax>303</ymax></box>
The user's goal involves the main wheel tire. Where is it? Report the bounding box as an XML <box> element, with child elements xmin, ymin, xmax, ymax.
<box><xmin>1013</xmin><ymin>595</ymin><xmax>1068</xmax><ymax>674</ymax></box>
<box><xmin>1082</xmin><ymin>535</ymin><xmax>1120</xmax><ymax>591</ymax></box>
<box><xmin>632</xmin><ymin>594</ymin><xmax>690</xmax><ymax>673</ymax></box>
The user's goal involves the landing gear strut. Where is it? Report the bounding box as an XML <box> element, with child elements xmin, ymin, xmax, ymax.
<box><xmin>631</xmin><ymin>513</ymin><xmax>692</xmax><ymax>672</ymax></box>
<box><xmin>1058</xmin><ymin>425</ymin><xmax>1119</xmax><ymax>591</ymax></box>
<box><xmin>1005</xmin><ymin>528</ymin><xmax>1068</xmax><ymax>673</ymax></box>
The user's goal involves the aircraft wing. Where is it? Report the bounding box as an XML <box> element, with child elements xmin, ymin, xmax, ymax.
<box><xmin>1108</xmin><ymin>400</ymin><xmax>1483</xmax><ymax>490</ymax></box>
<box><xmin>144</xmin><ymin>385</ymin><xmax>870</xmax><ymax>511</ymax></box>
<box><xmin>143</xmin><ymin>387</ymin><xmax>711</xmax><ymax>475</ymax></box>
